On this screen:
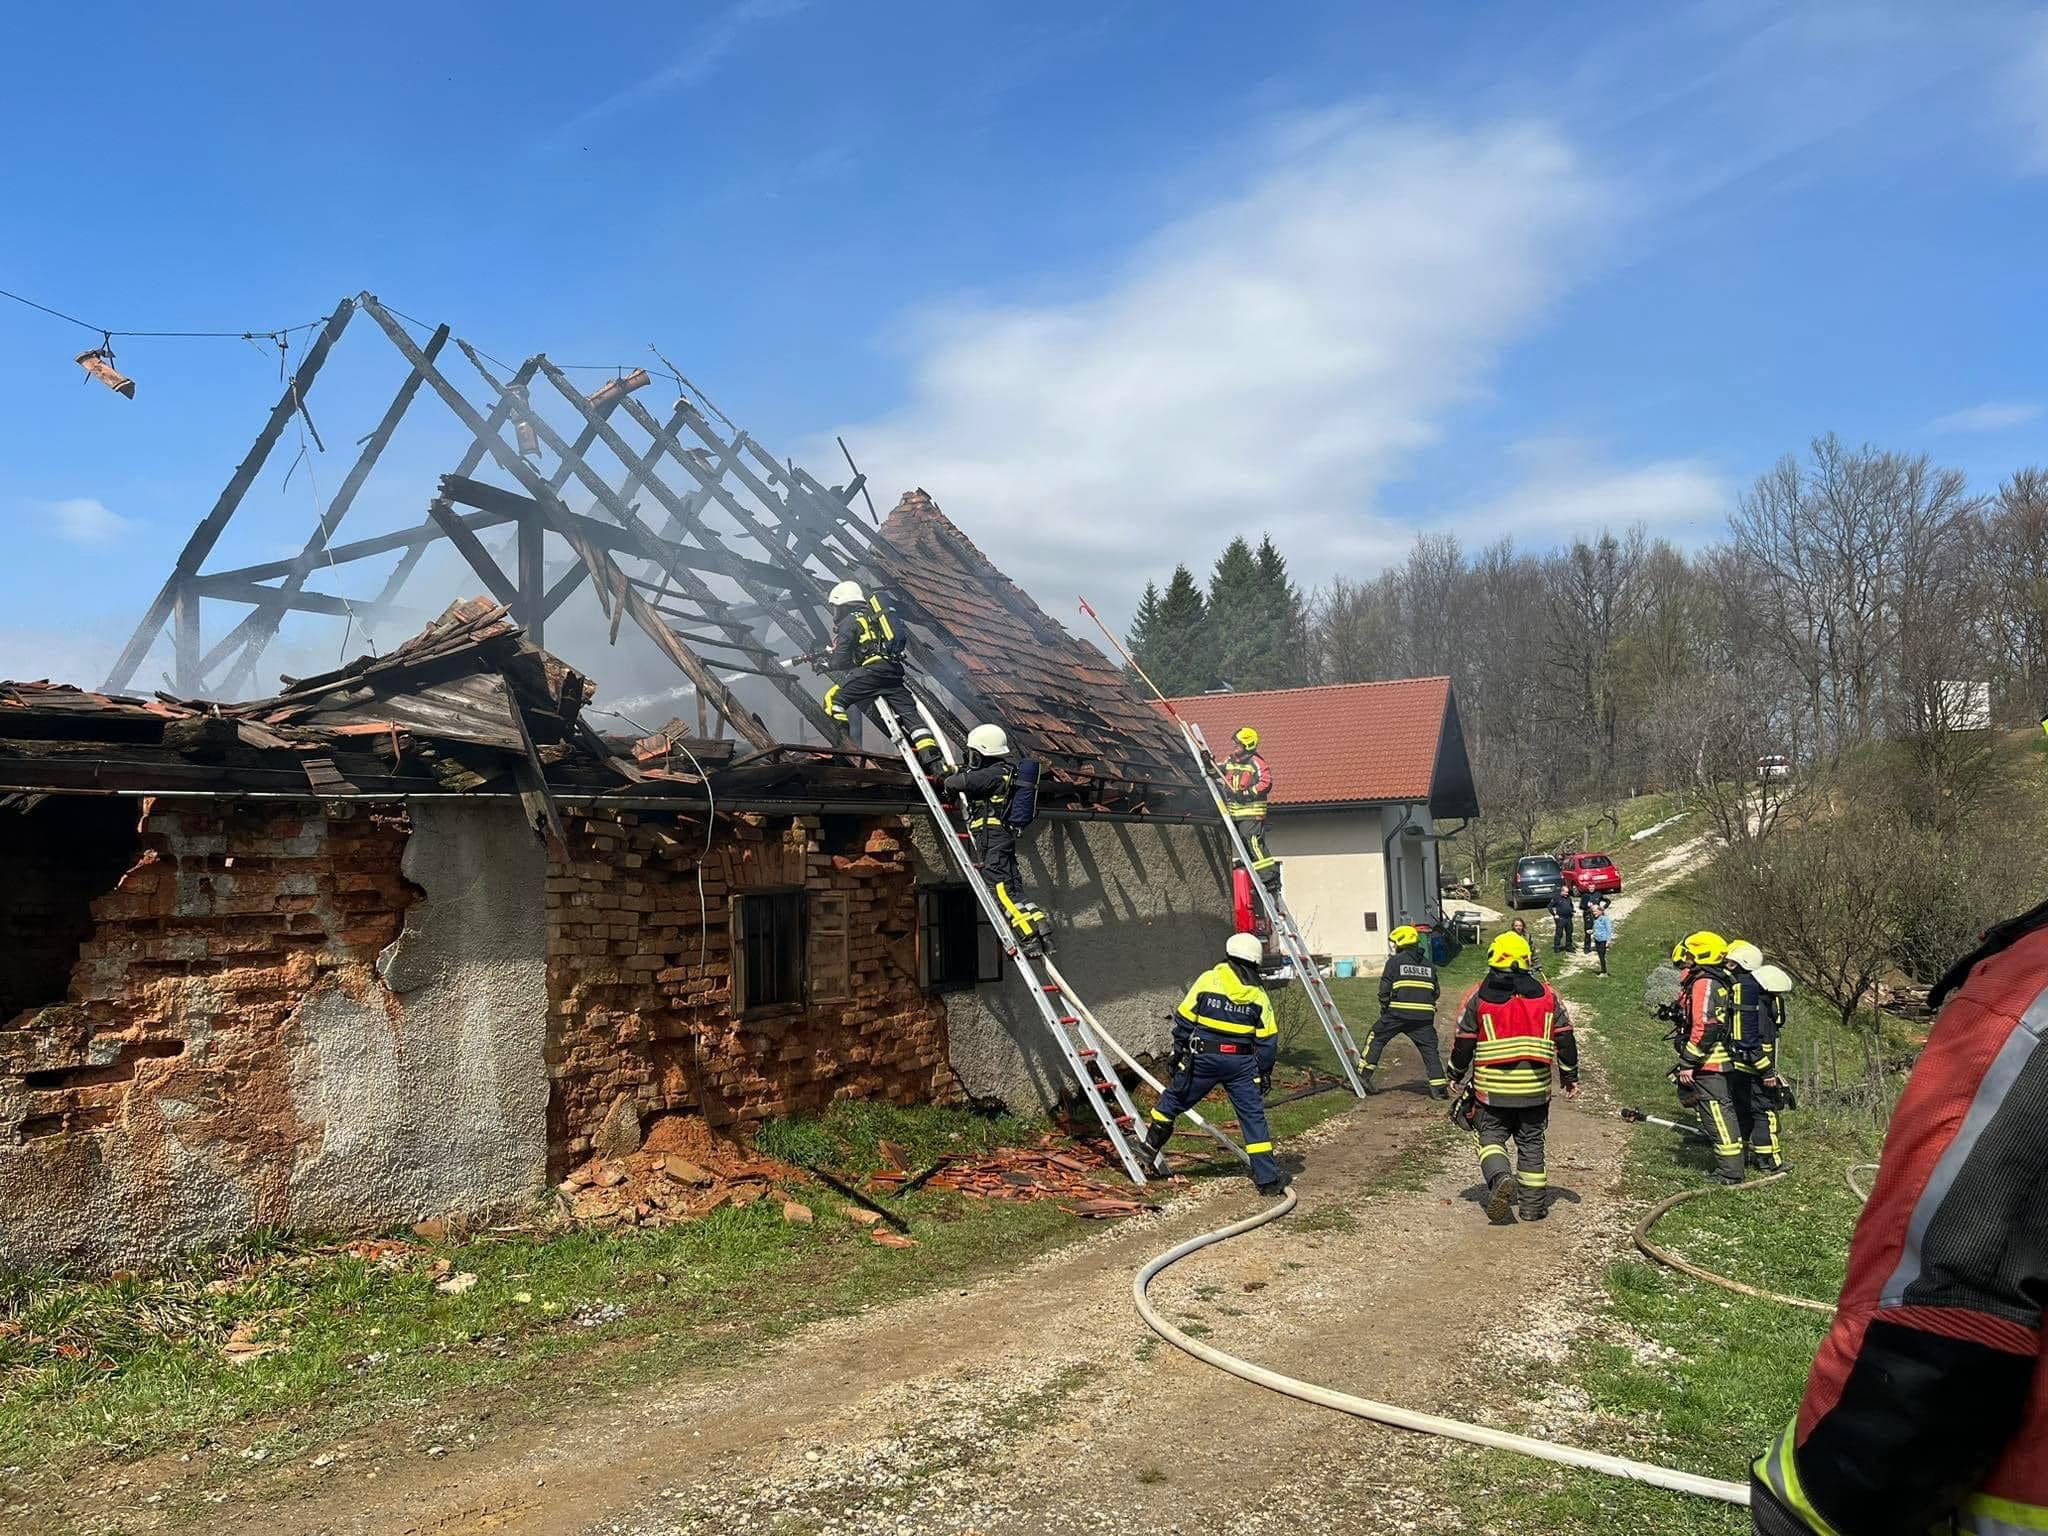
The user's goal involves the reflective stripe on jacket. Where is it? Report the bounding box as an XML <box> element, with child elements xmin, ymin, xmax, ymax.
<box><xmin>1449</xmin><ymin>972</ymin><xmax>1576</xmax><ymax>1107</ymax></box>
<box><xmin>1379</xmin><ymin>947</ymin><xmax>1440</xmax><ymax>1019</ymax></box>
<box><xmin>1752</xmin><ymin>903</ymin><xmax>2048</xmax><ymax>1536</ymax></box>
<box><xmin>944</xmin><ymin>760</ymin><xmax>1015</xmax><ymax>831</ymax></box>
<box><xmin>1678</xmin><ymin>967</ymin><xmax>1734</xmax><ymax>1072</ymax></box>
<box><xmin>1220</xmin><ymin>751</ymin><xmax>1271</xmax><ymax>816</ymax></box>
<box><xmin>830</xmin><ymin>595</ymin><xmax>903</xmax><ymax>669</ymax></box>
<box><xmin>1176</xmin><ymin>962</ymin><xmax>1278</xmax><ymax>1039</ymax></box>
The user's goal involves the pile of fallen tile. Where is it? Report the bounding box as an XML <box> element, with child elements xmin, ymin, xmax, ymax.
<box><xmin>557</xmin><ymin>1116</ymin><xmax>794</xmax><ymax>1229</ymax></box>
<box><xmin>864</xmin><ymin>1134</ymin><xmax>1160</xmax><ymax>1219</ymax></box>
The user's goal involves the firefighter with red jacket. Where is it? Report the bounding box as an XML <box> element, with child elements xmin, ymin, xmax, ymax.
<box><xmin>1218</xmin><ymin>727</ymin><xmax>1281</xmax><ymax>889</ymax></box>
<box><xmin>1752</xmin><ymin>896</ymin><xmax>2048</xmax><ymax>1535</ymax></box>
<box><xmin>1448</xmin><ymin>930</ymin><xmax>1578</xmax><ymax>1223</ymax></box>
<box><xmin>1673</xmin><ymin>930</ymin><xmax>1747</xmax><ymax>1184</ymax></box>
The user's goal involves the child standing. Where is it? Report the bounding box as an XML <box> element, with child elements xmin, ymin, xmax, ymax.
<box><xmin>1591</xmin><ymin>901</ymin><xmax>1614</xmax><ymax>976</ymax></box>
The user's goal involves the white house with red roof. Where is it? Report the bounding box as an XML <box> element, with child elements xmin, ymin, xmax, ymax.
<box><xmin>1167</xmin><ymin>678</ymin><xmax>1480</xmax><ymax>967</ymax></box>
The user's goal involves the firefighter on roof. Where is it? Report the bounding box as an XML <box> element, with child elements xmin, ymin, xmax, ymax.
<box><xmin>1218</xmin><ymin>726</ymin><xmax>1281</xmax><ymax>889</ymax></box>
<box><xmin>820</xmin><ymin>581</ymin><xmax>944</xmax><ymax>774</ymax></box>
<box><xmin>1449</xmin><ymin>930</ymin><xmax>1578</xmax><ymax>1223</ymax></box>
<box><xmin>941</xmin><ymin>724</ymin><xmax>1050</xmax><ymax>955</ymax></box>
<box><xmin>1361</xmin><ymin>924</ymin><xmax>1446</xmax><ymax>1098</ymax></box>
<box><xmin>1144</xmin><ymin>932</ymin><xmax>1286</xmax><ymax>1195</ymax></box>
<box><xmin>1752</xmin><ymin>895</ymin><xmax>2048</xmax><ymax>1536</ymax></box>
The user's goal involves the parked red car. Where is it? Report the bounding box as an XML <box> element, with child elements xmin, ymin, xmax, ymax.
<box><xmin>1560</xmin><ymin>852</ymin><xmax>1622</xmax><ymax>897</ymax></box>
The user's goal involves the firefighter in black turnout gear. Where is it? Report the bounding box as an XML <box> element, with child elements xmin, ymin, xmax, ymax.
<box><xmin>820</xmin><ymin>580</ymin><xmax>944</xmax><ymax>774</ymax></box>
<box><xmin>1360</xmin><ymin>924</ymin><xmax>1446</xmax><ymax>1097</ymax></box>
<box><xmin>1723</xmin><ymin>940</ymin><xmax>1788</xmax><ymax>1174</ymax></box>
<box><xmin>941</xmin><ymin>725</ymin><xmax>1051</xmax><ymax>955</ymax></box>
<box><xmin>1144</xmin><ymin>932</ymin><xmax>1285</xmax><ymax>1194</ymax></box>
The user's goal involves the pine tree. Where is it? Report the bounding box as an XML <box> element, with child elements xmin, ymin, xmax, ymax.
<box><xmin>1148</xmin><ymin>565</ymin><xmax>1216</xmax><ymax>696</ymax></box>
<box><xmin>1123</xmin><ymin>581</ymin><xmax>1162</xmax><ymax>691</ymax></box>
<box><xmin>1252</xmin><ymin>535</ymin><xmax>1310</xmax><ymax>688</ymax></box>
<box><xmin>1208</xmin><ymin>537</ymin><xmax>1264</xmax><ymax>689</ymax></box>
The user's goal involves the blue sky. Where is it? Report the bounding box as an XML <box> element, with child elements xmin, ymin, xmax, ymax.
<box><xmin>3</xmin><ymin>1</ymin><xmax>2045</xmax><ymax>694</ymax></box>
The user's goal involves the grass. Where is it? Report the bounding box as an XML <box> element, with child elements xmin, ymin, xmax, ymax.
<box><xmin>0</xmin><ymin>1099</ymin><xmax>1091</xmax><ymax>1521</ymax></box>
<box><xmin>1421</xmin><ymin>873</ymin><xmax>1900</xmax><ymax>1534</ymax></box>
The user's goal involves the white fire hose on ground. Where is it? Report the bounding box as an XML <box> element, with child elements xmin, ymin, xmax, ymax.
<box><xmin>1131</xmin><ymin>1187</ymin><xmax>1753</xmax><ymax>1507</ymax></box>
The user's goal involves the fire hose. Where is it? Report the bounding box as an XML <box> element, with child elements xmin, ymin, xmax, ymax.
<box><xmin>1132</xmin><ymin>1187</ymin><xmax>1751</xmax><ymax>1507</ymax></box>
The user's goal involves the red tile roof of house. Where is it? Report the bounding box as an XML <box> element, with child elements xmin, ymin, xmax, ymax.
<box><xmin>1165</xmin><ymin>678</ymin><xmax>1458</xmax><ymax>808</ymax></box>
<box><xmin>866</xmin><ymin>492</ymin><xmax>1200</xmax><ymax>810</ymax></box>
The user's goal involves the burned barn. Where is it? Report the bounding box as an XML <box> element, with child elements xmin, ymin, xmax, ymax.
<box><xmin>1</xmin><ymin>298</ymin><xmax>1227</xmax><ymax>1269</ymax></box>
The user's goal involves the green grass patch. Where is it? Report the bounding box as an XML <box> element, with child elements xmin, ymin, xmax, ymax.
<box><xmin>1418</xmin><ymin>873</ymin><xmax>1903</xmax><ymax>1531</ymax></box>
<box><xmin>0</xmin><ymin>1102</ymin><xmax>1087</xmax><ymax>1518</ymax></box>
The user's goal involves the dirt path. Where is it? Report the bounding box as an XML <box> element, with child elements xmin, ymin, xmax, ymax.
<box><xmin>63</xmin><ymin>838</ymin><xmax>1715</xmax><ymax>1536</ymax></box>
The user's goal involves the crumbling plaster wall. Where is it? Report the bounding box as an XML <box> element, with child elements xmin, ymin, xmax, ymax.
<box><xmin>0</xmin><ymin>797</ymin><xmax>549</xmax><ymax>1271</ymax></box>
<box><xmin>915</xmin><ymin>817</ymin><xmax>1232</xmax><ymax>1112</ymax></box>
<box><xmin>287</xmin><ymin>799</ymin><xmax>547</xmax><ymax>1232</ymax></box>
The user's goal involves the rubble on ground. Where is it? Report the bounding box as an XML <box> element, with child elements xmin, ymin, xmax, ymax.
<box><xmin>556</xmin><ymin>1115</ymin><xmax>793</xmax><ymax>1228</ymax></box>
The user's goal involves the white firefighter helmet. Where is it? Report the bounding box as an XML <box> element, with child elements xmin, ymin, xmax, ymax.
<box><xmin>1754</xmin><ymin>963</ymin><xmax>1794</xmax><ymax>994</ymax></box>
<box><xmin>1225</xmin><ymin>932</ymin><xmax>1264</xmax><ymax>966</ymax></box>
<box><xmin>1726</xmin><ymin>939</ymin><xmax>1764</xmax><ymax>973</ymax></box>
<box><xmin>827</xmin><ymin>580</ymin><xmax>866</xmax><ymax>608</ymax></box>
<box><xmin>966</xmin><ymin>724</ymin><xmax>1010</xmax><ymax>758</ymax></box>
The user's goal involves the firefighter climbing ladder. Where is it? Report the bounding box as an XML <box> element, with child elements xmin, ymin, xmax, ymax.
<box><xmin>866</xmin><ymin>694</ymin><xmax>1159</xmax><ymax>1183</ymax></box>
<box><xmin>1178</xmin><ymin>720</ymin><xmax>1369</xmax><ymax>1096</ymax></box>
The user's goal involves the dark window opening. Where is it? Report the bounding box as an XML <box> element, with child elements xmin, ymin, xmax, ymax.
<box><xmin>919</xmin><ymin>885</ymin><xmax>1002</xmax><ymax>994</ymax></box>
<box><xmin>1</xmin><ymin>798</ymin><xmax>141</xmax><ymax>1022</ymax></box>
<box><xmin>734</xmin><ymin>888</ymin><xmax>806</xmax><ymax>1014</ymax></box>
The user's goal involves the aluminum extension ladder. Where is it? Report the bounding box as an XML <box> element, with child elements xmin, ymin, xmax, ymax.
<box><xmin>1177</xmin><ymin>721</ymin><xmax>1368</xmax><ymax>1097</ymax></box>
<box><xmin>869</xmin><ymin>694</ymin><xmax>1161</xmax><ymax>1183</ymax></box>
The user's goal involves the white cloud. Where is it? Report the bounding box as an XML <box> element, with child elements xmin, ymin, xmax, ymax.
<box><xmin>1930</xmin><ymin>400</ymin><xmax>2042</xmax><ymax>434</ymax></box>
<box><xmin>1464</xmin><ymin>438</ymin><xmax>1731</xmax><ymax>540</ymax></box>
<box><xmin>42</xmin><ymin>497</ymin><xmax>131</xmax><ymax>545</ymax></box>
<box><xmin>838</xmin><ymin>110</ymin><xmax>1610</xmax><ymax>623</ymax></box>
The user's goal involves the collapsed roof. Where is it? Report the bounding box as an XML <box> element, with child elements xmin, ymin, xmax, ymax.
<box><xmin>93</xmin><ymin>293</ymin><xmax>1199</xmax><ymax>816</ymax></box>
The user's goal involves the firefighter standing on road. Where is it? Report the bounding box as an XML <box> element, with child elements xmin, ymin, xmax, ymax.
<box><xmin>1673</xmin><ymin>930</ymin><xmax>1746</xmax><ymax>1184</ymax></box>
<box><xmin>1361</xmin><ymin>924</ymin><xmax>1446</xmax><ymax>1098</ymax></box>
<box><xmin>1448</xmin><ymin>931</ymin><xmax>1578</xmax><ymax>1223</ymax></box>
<box><xmin>1724</xmin><ymin>940</ymin><xmax>1787</xmax><ymax>1174</ymax></box>
<box><xmin>1144</xmin><ymin>933</ymin><xmax>1286</xmax><ymax>1195</ymax></box>
<box><xmin>819</xmin><ymin>581</ymin><xmax>944</xmax><ymax>775</ymax></box>
<box><xmin>941</xmin><ymin>725</ymin><xmax>1050</xmax><ymax>955</ymax></box>
<box><xmin>1752</xmin><ymin>896</ymin><xmax>2048</xmax><ymax>1536</ymax></box>
<box><xmin>1218</xmin><ymin>727</ymin><xmax>1281</xmax><ymax>889</ymax></box>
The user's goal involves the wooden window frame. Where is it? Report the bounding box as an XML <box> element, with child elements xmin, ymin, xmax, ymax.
<box><xmin>732</xmin><ymin>886</ymin><xmax>808</xmax><ymax>1018</ymax></box>
<box><xmin>918</xmin><ymin>883</ymin><xmax>1002</xmax><ymax>994</ymax></box>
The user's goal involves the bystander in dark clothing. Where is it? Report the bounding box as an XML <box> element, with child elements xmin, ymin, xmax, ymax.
<box><xmin>1548</xmin><ymin>891</ymin><xmax>1574</xmax><ymax>952</ymax></box>
<box><xmin>1579</xmin><ymin>888</ymin><xmax>1599</xmax><ymax>953</ymax></box>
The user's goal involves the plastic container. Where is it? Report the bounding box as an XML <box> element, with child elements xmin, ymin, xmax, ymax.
<box><xmin>1334</xmin><ymin>958</ymin><xmax>1356</xmax><ymax>979</ymax></box>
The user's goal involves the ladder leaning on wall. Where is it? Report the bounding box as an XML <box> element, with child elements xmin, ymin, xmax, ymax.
<box><xmin>1176</xmin><ymin>719</ymin><xmax>1369</xmax><ymax>1098</ymax></box>
<box><xmin>868</xmin><ymin>695</ymin><xmax>1248</xmax><ymax>1183</ymax></box>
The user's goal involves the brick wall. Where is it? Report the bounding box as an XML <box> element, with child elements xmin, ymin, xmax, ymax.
<box><xmin>0</xmin><ymin>800</ymin><xmax>416</xmax><ymax>1167</ymax></box>
<box><xmin>545</xmin><ymin>807</ymin><xmax>952</xmax><ymax>1172</ymax></box>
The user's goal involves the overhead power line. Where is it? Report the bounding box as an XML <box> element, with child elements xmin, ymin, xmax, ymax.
<box><xmin>0</xmin><ymin>285</ymin><xmax>330</xmax><ymax>343</ymax></box>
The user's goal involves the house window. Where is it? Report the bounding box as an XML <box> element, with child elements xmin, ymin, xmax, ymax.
<box><xmin>919</xmin><ymin>885</ymin><xmax>1002</xmax><ymax>993</ymax></box>
<box><xmin>808</xmin><ymin>892</ymin><xmax>851</xmax><ymax>1004</ymax></box>
<box><xmin>734</xmin><ymin>888</ymin><xmax>806</xmax><ymax>1014</ymax></box>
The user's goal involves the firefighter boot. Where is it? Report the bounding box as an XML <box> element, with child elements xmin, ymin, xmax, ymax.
<box><xmin>1142</xmin><ymin>1124</ymin><xmax>1173</xmax><ymax>1178</ymax></box>
<box><xmin>1484</xmin><ymin>1174</ymin><xmax>1516</xmax><ymax>1225</ymax></box>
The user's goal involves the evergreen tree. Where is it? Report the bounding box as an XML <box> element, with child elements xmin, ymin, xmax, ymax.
<box><xmin>1252</xmin><ymin>536</ymin><xmax>1310</xmax><ymax>688</ymax></box>
<box><xmin>1147</xmin><ymin>564</ymin><xmax>1216</xmax><ymax>696</ymax></box>
<box><xmin>1208</xmin><ymin>536</ymin><xmax>1265</xmax><ymax>689</ymax></box>
<box><xmin>1123</xmin><ymin>581</ymin><xmax>1162</xmax><ymax>691</ymax></box>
